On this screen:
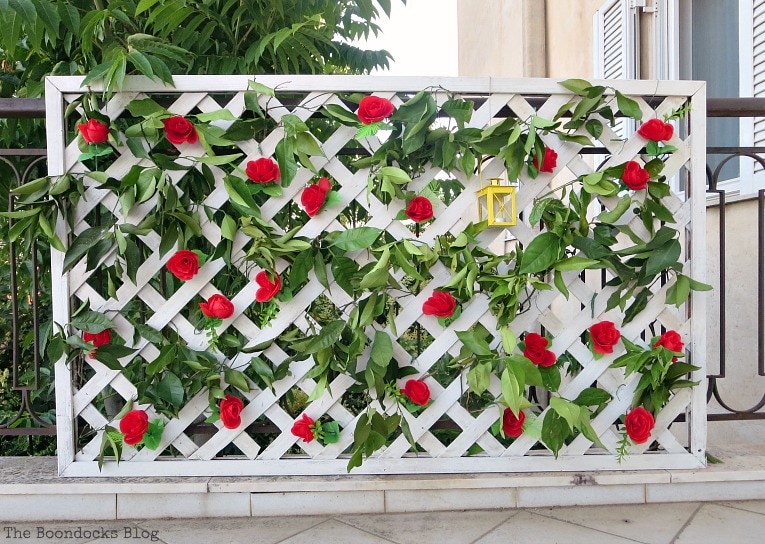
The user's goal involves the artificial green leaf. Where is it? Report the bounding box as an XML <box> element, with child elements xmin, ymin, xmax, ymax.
<box><xmin>456</xmin><ymin>330</ymin><xmax>492</xmax><ymax>356</ymax></box>
<box><xmin>519</xmin><ymin>232</ymin><xmax>561</xmax><ymax>274</ymax></box>
<box><xmin>329</xmin><ymin>227</ymin><xmax>382</xmax><ymax>251</ymax></box>
<box><xmin>157</xmin><ymin>372</ymin><xmax>184</xmax><ymax>408</ymax></box>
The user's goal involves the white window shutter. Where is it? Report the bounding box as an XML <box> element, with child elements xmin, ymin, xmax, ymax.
<box><xmin>740</xmin><ymin>0</ymin><xmax>765</xmax><ymax>193</ymax></box>
<box><xmin>593</xmin><ymin>0</ymin><xmax>638</xmax><ymax>80</ymax></box>
<box><xmin>594</xmin><ymin>0</ymin><xmax>639</xmax><ymax>140</ymax></box>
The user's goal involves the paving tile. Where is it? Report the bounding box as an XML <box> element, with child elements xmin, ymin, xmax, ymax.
<box><xmin>134</xmin><ymin>516</ymin><xmax>328</xmax><ymax>544</ymax></box>
<box><xmin>674</xmin><ymin>503</ymin><xmax>765</xmax><ymax>543</ymax></box>
<box><xmin>475</xmin><ymin>510</ymin><xmax>638</xmax><ymax>544</ymax></box>
<box><xmin>117</xmin><ymin>493</ymin><xmax>250</xmax><ymax>519</ymax></box>
<box><xmin>0</xmin><ymin>521</ymin><xmax>139</xmax><ymax>544</ymax></box>
<box><xmin>531</xmin><ymin>502</ymin><xmax>700</xmax><ymax>544</ymax></box>
<box><xmin>719</xmin><ymin>499</ymin><xmax>765</xmax><ymax>516</ymax></box>
<box><xmin>384</xmin><ymin>488</ymin><xmax>516</xmax><ymax>513</ymax></box>
<box><xmin>338</xmin><ymin>510</ymin><xmax>516</xmax><ymax>544</ymax></box>
<box><xmin>279</xmin><ymin>519</ymin><xmax>396</xmax><ymax>544</ymax></box>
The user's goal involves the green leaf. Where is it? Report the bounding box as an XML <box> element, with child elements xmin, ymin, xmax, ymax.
<box><xmin>550</xmin><ymin>397</ymin><xmax>581</xmax><ymax>430</ymax></box>
<box><xmin>292</xmin><ymin>320</ymin><xmax>344</xmax><ymax>354</ymax></box>
<box><xmin>142</xmin><ymin>419</ymin><xmax>164</xmax><ymax>450</ymax></box>
<box><xmin>70</xmin><ymin>311</ymin><xmax>115</xmax><ymax>333</ymax></box>
<box><xmin>157</xmin><ymin>372</ymin><xmax>184</xmax><ymax>408</ymax></box>
<box><xmin>554</xmin><ymin>270</ymin><xmax>570</xmax><ymax>299</ymax></box>
<box><xmin>224</xmin><ymin>369</ymin><xmax>251</xmax><ymax>393</ymax></box>
<box><xmin>126</xmin><ymin>98</ymin><xmax>164</xmax><ymax>117</ymax></box>
<box><xmin>615</xmin><ymin>90</ymin><xmax>643</xmax><ymax>120</ymax></box>
<box><xmin>321</xmin><ymin>421</ymin><xmax>341</xmax><ymax>444</ymax></box>
<box><xmin>572</xmin><ymin>388</ymin><xmax>612</xmax><ymax>406</ymax></box>
<box><xmin>666</xmin><ymin>273</ymin><xmax>691</xmax><ymax>307</ymax></box>
<box><xmin>467</xmin><ymin>361</ymin><xmax>492</xmax><ymax>395</ymax></box>
<box><xmin>456</xmin><ymin>330</ymin><xmax>492</xmax><ymax>356</ymax></box>
<box><xmin>559</xmin><ymin>78</ymin><xmax>593</xmax><ymax>96</ymax></box>
<box><xmin>645</xmin><ymin>239</ymin><xmax>681</xmax><ymax>276</ymax></box>
<box><xmin>329</xmin><ymin>227</ymin><xmax>382</xmax><ymax>251</ymax></box>
<box><xmin>63</xmin><ymin>225</ymin><xmax>112</xmax><ymax>273</ymax></box>
<box><xmin>541</xmin><ymin>410</ymin><xmax>569</xmax><ymax>458</ymax></box>
<box><xmin>379</xmin><ymin>166</ymin><xmax>411</xmax><ymax>184</ymax></box>
<box><xmin>370</xmin><ymin>330</ymin><xmax>393</xmax><ymax>369</ymax></box>
<box><xmin>195</xmin><ymin>153</ymin><xmax>243</xmax><ymax>166</ymax></box>
<box><xmin>519</xmin><ymin>232</ymin><xmax>561</xmax><ymax>274</ymax></box>
<box><xmin>500</xmin><ymin>326</ymin><xmax>516</xmax><ymax>354</ymax></box>
<box><xmin>597</xmin><ymin>194</ymin><xmax>632</xmax><ymax>224</ymax></box>
<box><xmin>554</xmin><ymin>256</ymin><xmax>600</xmax><ymax>272</ymax></box>
<box><xmin>501</xmin><ymin>367</ymin><xmax>523</xmax><ymax>415</ymax></box>
<box><xmin>146</xmin><ymin>345</ymin><xmax>176</xmax><ymax>376</ymax></box>
<box><xmin>196</xmin><ymin>109</ymin><xmax>238</xmax><ymax>122</ymax></box>
<box><xmin>247</xmin><ymin>80</ymin><xmax>275</xmax><ymax>97</ymax></box>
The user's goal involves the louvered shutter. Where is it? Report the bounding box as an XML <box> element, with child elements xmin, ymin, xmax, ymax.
<box><xmin>740</xmin><ymin>0</ymin><xmax>765</xmax><ymax>192</ymax></box>
<box><xmin>593</xmin><ymin>0</ymin><xmax>638</xmax><ymax>80</ymax></box>
<box><xmin>594</xmin><ymin>0</ymin><xmax>639</xmax><ymax>140</ymax></box>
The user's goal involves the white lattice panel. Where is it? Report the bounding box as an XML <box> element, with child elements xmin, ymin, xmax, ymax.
<box><xmin>47</xmin><ymin>76</ymin><xmax>707</xmax><ymax>477</ymax></box>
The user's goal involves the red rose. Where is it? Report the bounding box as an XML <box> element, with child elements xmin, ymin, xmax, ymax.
<box><xmin>166</xmin><ymin>250</ymin><xmax>199</xmax><ymax>281</ymax></box>
<box><xmin>83</xmin><ymin>329</ymin><xmax>111</xmax><ymax>359</ymax></box>
<box><xmin>357</xmin><ymin>96</ymin><xmax>395</xmax><ymax>125</ymax></box>
<box><xmin>254</xmin><ymin>271</ymin><xmax>281</xmax><ymax>302</ymax></box>
<box><xmin>502</xmin><ymin>407</ymin><xmax>525</xmax><ymax>438</ymax></box>
<box><xmin>119</xmin><ymin>409</ymin><xmax>149</xmax><ymax>446</ymax></box>
<box><xmin>199</xmin><ymin>294</ymin><xmax>235</xmax><ymax>319</ymax></box>
<box><xmin>405</xmin><ymin>196</ymin><xmax>433</xmax><ymax>223</ymax></box>
<box><xmin>654</xmin><ymin>330</ymin><xmax>684</xmax><ymax>362</ymax></box>
<box><xmin>422</xmin><ymin>291</ymin><xmax>457</xmax><ymax>318</ymax></box>
<box><xmin>246</xmin><ymin>157</ymin><xmax>280</xmax><ymax>184</ymax></box>
<box><xmin>532</xmin><ymin>147</ymin><xmax>558</xmax><ymax>173</ymax></box>
<box><xmin>77</xmin><ymin>119</ymin><xmax>110</xmax><ymax>144</ymax></box>
<box><xmin>301</xmin><ymin>177</ymin><xmax>332</xmax><ymax>217</ymax></box>
<box><xmin>291</xmin><ymin>413</ymin><xmax>315</xmax><ymax>442</ymax></box>
<box><xmin>637</xmin><ymin>118</ymin><xmax>674</xmax><ymax>142</ymax></box>
<box><xmin>162</xmin><ymin>116</ymin><xmax>198</xmax><ymax>145</ymax></box>
<box><xmin>625</xmin><ymin>406</ymin><xmax>655</xmax><ymax>444</ymax></box>
<box><xmin>622</xmin><ymin>160</ymin><xmax>650</xmax><ymax>190</ymax></box>
<box><xmin>401</xmin><ymin>379</ymin><xmax>430</xmax><ymax>406</ymax></box>
<box><xmin>523</xmin><ymin>332</ymin><xmax>557</xmax><ymax>367</ymax></box>
<box><xmin>589</xmin><ymin>321</ymin><xmax>621</xmax><ymax>355</ymax></box>
<box><xmin>219</xmin><ymin>394</ymin><xmax>244</xmax><ymax>429</ymax></box>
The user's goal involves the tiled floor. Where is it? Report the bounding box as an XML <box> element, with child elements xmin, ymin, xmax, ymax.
<box><xmin>3</xmin><ymin>501</ymin><xmax>765</xmax><ymax>543</ymax></box>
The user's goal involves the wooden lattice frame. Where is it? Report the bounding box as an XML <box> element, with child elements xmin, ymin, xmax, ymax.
<box><xmin>46</xmin><ymin>75</ymin><xmax>707</xmax><ymax>477</ymax></box>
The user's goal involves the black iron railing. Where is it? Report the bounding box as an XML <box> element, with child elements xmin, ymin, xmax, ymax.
<box><xmin>1</xmin><ymin>96</ymin><xmax>764</xmax><ymax>449</ymax></box>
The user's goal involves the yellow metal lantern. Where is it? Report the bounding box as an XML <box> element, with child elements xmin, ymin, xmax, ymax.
<box><xmin>476</xmin><ymin>177</ymin><xmax>517</xmax><ymax>227</ymax></box>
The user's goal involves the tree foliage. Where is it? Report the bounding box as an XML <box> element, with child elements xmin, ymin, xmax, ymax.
<box><xmin>0</xmin><ymin>0</ymin><xmax>401</xmax><ymax>99</ymax></box>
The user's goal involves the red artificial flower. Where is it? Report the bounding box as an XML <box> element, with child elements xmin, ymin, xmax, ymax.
<box><xmin>291</xmin><ymin>413</ymin><xmax>315</xmax><ymax>442</ymax></box>
<box><xmin>162</xmin><ymin>116</ymin><xmax>198</xmax><ymax>145</ymax></box>
<box><xmin>523</xmin><ymin>332</ymin><xmax>557</xmax><ymax>368</ymax></box>
<box><xmin>422</xmin><ymin>291</ymin><xmax>457</xmax><ymax>318</ymax></box>
<box><xmin>625</xmin><ymin>406</ymin><xmax>655</xmax><ymax>444</ymax></box>
<box><xmin>401</xmin><ymin>379</ymin><xmax>431</xmax><ymax>406</ymax></box>
<box><xmin>301</xmin><ymin>177</ymin><xmax>332</xmax><ymax>217</ymax></box>
<box><xmin>622</xmin><ymin>160</ymin><xmax>650</xmax><ymax>190</ymax></box>
<box><xmin>254</xmin><ymin>271</ymin><xmax>281</xmax><ymax>302</ymax></box>
<box><xmin>405</xmin><ymin>196</ymin><xmax>434</xmax><ymax>223</ymax></box>
<box><xmin>357</xmin><ymin>96</ymin><xmax>395</xmax><ymax>125</ymax></box>
<box><xmin>589</xmin><ymin>321</ymin><xmax>621</xmax><ymax>355</ymax></box>
<box><xmin>502</xmin><ymin>407</ymin><xmax>526</xmax><ymax>438</ymax></box>
<box><xmin>77</xmin><ymin>119</ymin><xmax>110</xmax><ymax>144</ymax></box>
<box><xmin>246</xmin><ymin>157</ymin><xmax>281</xmax><ymax>184</ymax></box>
<box><xmin>533</xmin><ymin>147</ymin><xmax>558</xmax><ymax>173</ymax></box>
<box><xmin>120</xmin><ymin>409</ymin><xmax>149</xmax><ymax>446</ymax></box>
<box><xmin>83</xmin><ymin>329</ymin><xmax>111</xmax><ymax>359</ymax></box>
<box><xmin>166</xmin><ymin>250</ymin><xmax>199</xmax><ymax>281</ymax></box>
<box><xmin>654</xmin><ymin>330</ymin><xmax>684</xmax><ymax>362</ymax></box>
<box><xmin>637</xmin><ymin>118</ymin><xmax>674</xmax><ymax>142</ymax></box>
<box><xmin>199</xmin><ymin>294</ymin><xmax>235</xmax><ymax>320</ymax></box>
<box><xmin>219</xmin><ymin>395</ymin><xmax>244</xmax><ymax>429</ymax></box>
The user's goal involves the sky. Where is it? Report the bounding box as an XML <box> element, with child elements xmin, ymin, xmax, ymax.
<box><xmin>357</xmin><ymin>0</ymin><xmax>458</xmax><ymax>76</ymax></box>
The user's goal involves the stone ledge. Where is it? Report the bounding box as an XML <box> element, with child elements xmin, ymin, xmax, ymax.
<box><xmin>1</xmin><ymin>446</ymin><xmax>765</xmax><ymax>519</ymax></box>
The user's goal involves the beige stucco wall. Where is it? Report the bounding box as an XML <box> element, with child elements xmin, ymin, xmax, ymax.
<box><xmin>457</xmin><ymin>0</ymin><xmax>603</xmax><ymax>78</ymax></box>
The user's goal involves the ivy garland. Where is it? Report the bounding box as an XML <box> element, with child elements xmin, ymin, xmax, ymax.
<box><xmin>10</xmin><ymin>78</ymin><xmax>710</xmax><ymax>469</ymax></box>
